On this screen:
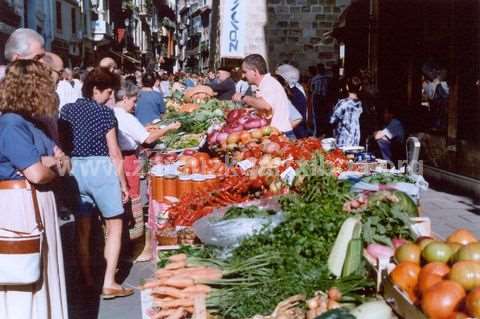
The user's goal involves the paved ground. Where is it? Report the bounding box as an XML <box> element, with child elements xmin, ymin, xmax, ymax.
<box><xmin>61</xmin><ymin>181</ymin><xmax>480</xmax><ymax>319</ymax></box>
<box><xmin>421</xmin><ymin>184</ymin><xmax>480</xmax><ymax>238</ymax></box>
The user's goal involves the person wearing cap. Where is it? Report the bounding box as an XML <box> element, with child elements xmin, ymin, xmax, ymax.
<box><xmin>207</xmin><ymin>67</ymin><xmax>236</xmax><ymax>100</ymax></box>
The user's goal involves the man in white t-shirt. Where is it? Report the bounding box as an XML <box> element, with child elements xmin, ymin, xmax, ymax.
<box><xmin>232</xmin><ymin>54</ymin><xmax>294</xmax><ymax>138</ymax></box>
<box><xmin>57</xmin><ymin>68</ymin><xmax>82</xmax><ymax>111</ymax></box>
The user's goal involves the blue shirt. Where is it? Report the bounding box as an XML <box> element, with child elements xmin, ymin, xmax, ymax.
<box><xmin>290</xmin><ymin>87</ymin><xmax>309</xmax><ymax>138</ymax></box>
<box><xmin>0</xmin><ymin>113</ymin><xmax>55</xmax><ymax>180</ymax></box>
<box><xmin>330</xmin><ymin>98</ymin><xmax>363</xmax><ymax>147</ymax></box>
<box><xmin>59</xmin><ymin>98</ymin><xmax>117</xmax><ymax>157</ymax></box>
<box><xmin>135</xmin><ymin>90</ymin><xmax>165</xmax><ymax>125</ymax></box>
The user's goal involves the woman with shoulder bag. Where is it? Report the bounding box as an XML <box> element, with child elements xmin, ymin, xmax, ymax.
<box><xmin>0</xmin><ymin>60</ymin><xmax>68</xmax><ymax>319</ymax></box>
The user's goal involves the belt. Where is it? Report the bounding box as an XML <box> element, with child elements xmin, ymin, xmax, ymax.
<box><xmin>0</xmin><ymin>179</ymin><xmax>43</xmax><ymax>232</ymax></box>
<box><xmin>0</xmin><ymin>179</ymin><xmax>28</xmax><ymax>190</ymax></box>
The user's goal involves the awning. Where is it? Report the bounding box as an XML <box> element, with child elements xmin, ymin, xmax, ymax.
<box><xmin>109</xmin><ymin>49</ymin><xmax>141</xmax><ymax>65</ymax></box>
<box><xmin>192</xmin><ymin>5</ymin><xmax>211</xmax><ymax>16</ymax></box>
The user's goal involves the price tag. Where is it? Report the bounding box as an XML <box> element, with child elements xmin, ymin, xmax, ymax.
<box><xmin>280</xmin><ymin>167</ymin><xmax>296</xmax><ymax>186</ymax></box>
<box><xmin>237</xmin><ymin>160</ymin><xmax>255</xmax><ymax>171</ymax></box>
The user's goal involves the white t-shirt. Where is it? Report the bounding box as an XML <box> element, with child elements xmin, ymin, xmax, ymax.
<box><xmin>113</xmin><ymin>107</ymin><xmax>150</xmax><ymax>151</ymax></box>
<box><xmin>257</xmin><ymin>73</ymin><xmax>293</xmax><ymax>132</ymax></box>
<box><xmin>160</xmin><ymin>81</ymin><xmax>171</xmax><ymax>97</ymax></box>
<box><xmin>57</xmin><ymin>80</ymin><xmax>82</xmax><ymax>111</ymax></box>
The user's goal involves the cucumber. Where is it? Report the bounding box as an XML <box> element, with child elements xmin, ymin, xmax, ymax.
<box><xmin>328</xmin><ymin>217</ymin><xmax>361</xmax><ymax>277</ymax></box>
<box><xmin>342</xmin><ymin>238</ymin><xmax>363</xmax><ymax>277</ymax></box>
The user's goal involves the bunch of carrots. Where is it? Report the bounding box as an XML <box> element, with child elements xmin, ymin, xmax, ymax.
<box><xmin>141</xmin><ymin>253</ymin><xmax>220</xmax><ymax>319</ymax></box>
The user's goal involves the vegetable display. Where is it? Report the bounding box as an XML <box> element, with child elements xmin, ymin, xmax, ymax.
<box><xmin>388</xmin><ymin>228</ymin><xmax>480</xmax><ymax>318</ymax></box>
<box><xmin>145</xmin><ymin>93</ymin><xmax>438</xmax><ymax>319</ymax></box>
<box><xmin>158</xmin><ymin>99</ymin><xmax>233</xmax><ymax>134</ymax></box>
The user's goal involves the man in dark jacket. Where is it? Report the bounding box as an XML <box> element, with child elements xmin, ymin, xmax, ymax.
<box><xmin>207</xmin><ymin>67</ymin><xmax>236</xmax><ymax>100</ymax></box>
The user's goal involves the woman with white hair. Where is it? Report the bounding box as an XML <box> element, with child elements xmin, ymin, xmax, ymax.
<box><xmin>275</xmin><ymin>64</ymin><xmax>310</xmax><ymax>138</ymax></box>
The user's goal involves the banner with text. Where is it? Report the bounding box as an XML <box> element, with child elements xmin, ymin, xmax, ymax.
<box><xmin>220</xmin><ymin>0</ymin><xmax>247</xmax><ymax>59</ymax></box>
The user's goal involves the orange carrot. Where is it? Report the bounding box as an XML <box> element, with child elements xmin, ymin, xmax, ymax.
<box><xmin>168</xmin><ymin>254</ymin><xmax>187</xmax><ymax>263</ymax></box>
<box><xmin>160</xmin><ymin>298</ymin><xmax>194</xmax><ymax>309</ymax></box>
<box><xmin>165</xmin><ymin>261</ymin><xmax>186</xmax><ymax>270</ymax></box>
<box><xmin>155</xmin><ymin>269</ymin><xmax>176</xmax><ymax>278</ymax></box>
<box><xmin>152</xmin><ymin>309</ymin><xmax>179</xmax><ymax>319</ymax></box>
<box><xmin>163</xmin><ymin>276</ymin><xmax>195</xmax><ymax>288</ymax></box>
<box><xmin>174</xmin><ymin>268</ymin><xmax>223</xmax><ymax>282</ymax></box>
<box><xmin>182</xmin><ymin>285</ymin><xmax>211</xmax><ymax>294</ymax></box>
<box><xmin>141</xmin><ymin>279</ymin><xmax>163</xmax><ymax>290</ymax></box>
<box><xmin>165</xmin><ymin>307</ymin><xmax>185</xmax><ymax>319</ymax></box>
<box><xmin>152</xmin><ymin>287</ymin><xmax>186</xmax><ymax>299</ymax></box>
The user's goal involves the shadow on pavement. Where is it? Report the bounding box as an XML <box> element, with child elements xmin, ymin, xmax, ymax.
<box><xmin>60</xmin><ymin>213</ymin><xmax>137</xmax><ymax>319</ymax></box>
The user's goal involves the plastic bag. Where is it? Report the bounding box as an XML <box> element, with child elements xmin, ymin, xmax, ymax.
<box><xmin>192</xmin><ymin>197</ymin><xmax>284</xmax><ymax>248</ymax></box>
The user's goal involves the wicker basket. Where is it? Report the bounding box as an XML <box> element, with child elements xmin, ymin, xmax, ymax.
<box><xmin>129</xmin><ymin>197</ymin><xmax>145</xmax><ymax>240</ymax></box>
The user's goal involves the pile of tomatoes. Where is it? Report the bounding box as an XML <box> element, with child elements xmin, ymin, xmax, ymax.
<box><xmin>390</xmin><ymin>228</ymin><xmax>480</xmax><ymax>319</ymax></box>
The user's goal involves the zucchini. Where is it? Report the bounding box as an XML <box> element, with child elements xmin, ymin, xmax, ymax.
<box><xmin>341</xmin><ymin>239</ymin><xmax>363</xmax><ymax>277</ymax></box>
<box><xmin>328</xmin><ymin>217</ymin><xmax>361</xmax><ymax>277</ymax></box>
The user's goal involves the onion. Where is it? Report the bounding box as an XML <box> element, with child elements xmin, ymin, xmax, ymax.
<box><xmin>227</xmin><ymin>109</ymin><xmax>241</xmax><ymax>123</ymax></box>
<box><xmin>367</xmin><ymin>244</ymin><xmax>394</xmax><ymax>260</ymax></box>
<box><xmin>216</xmin><ymin>132</ymin><xmax>228</xmax><ymax>143</ymax></box>
<box><xmin>237</xmin><ymin>115</ymin><xmax>251</xmax><ymax>125</ymax></box>
<box><xmin>259</xmin><ymin>118</ymin><xmax>268</xmax><ymax>127</ymax></box>
<box><xmin>223</xmin><ymin>125</ymin><xmax>244</xmax><ymax>133</ymax></box>
<box><xmin>244</xmin><ymin>119</ymin><xmax>263</xmax><ymax>129</ymax></box>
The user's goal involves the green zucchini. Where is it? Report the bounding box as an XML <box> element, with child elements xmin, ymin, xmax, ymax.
<box><xmin>328</xmin><ymin>217</ymin><xmax>361</xmax><ymax>277</ymax></box>
<box><xmin>342</xmin><ymin>239</ymin><xmax>363</xmax><ymax>277</ymax></box>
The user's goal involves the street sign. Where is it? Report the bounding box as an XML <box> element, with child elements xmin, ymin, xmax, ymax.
<box><xmin>220</xmin><ymin>0</ymin><xmax>246</xmax><ymax>58</ymax></box>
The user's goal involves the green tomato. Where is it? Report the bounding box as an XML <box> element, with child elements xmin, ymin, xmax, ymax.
<box><xmin>422</xmin><ymin>241</ymin><xmax>454</xmax><ymax>263</ymax></box>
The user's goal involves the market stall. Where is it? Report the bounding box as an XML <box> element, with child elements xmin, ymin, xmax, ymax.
<box><xmin>137</xmin><ymin>88</ymin><xmax>478</xmax><ymax>319</ymax></box>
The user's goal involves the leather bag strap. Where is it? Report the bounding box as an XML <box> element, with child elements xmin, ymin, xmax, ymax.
<box><xmin>28</xmin><ymin>183</ymin><xmax>44</xmax><ymax>232</ymax></box>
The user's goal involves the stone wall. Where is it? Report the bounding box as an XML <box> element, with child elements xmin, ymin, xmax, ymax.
<box><xmin>265</xmin><ymin>0</ymin><xmax>342</xmax><ymax>74</ymax></box>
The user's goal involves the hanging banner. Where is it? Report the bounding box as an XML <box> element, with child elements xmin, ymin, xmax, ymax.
<box><xmin>220</xmin><ymin>0</ymin><xmax>246</xmax><ymax>58</ymax></box>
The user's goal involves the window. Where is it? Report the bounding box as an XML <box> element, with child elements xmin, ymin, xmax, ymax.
<box><xmin>56</xmin><ymin>1</ymin><xmax>62</xmax><ymax>30</ymax></box>
<box><xmin>71</xmin><ymin>8</ymin><xmax>76</xmax><ymax>34</ymax></box>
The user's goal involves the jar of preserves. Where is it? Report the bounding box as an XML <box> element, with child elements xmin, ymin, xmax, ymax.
<box><xmin>151</xmin><ymin>168</ymin><xmax>165</xmax><ymax>202</ymax></box>
<box><xmin>205</xmin><ymin>174</ymin><xmax>217</xmax><ymax>190</ymax></box>
<box><xmin>177</xmin><ymin>175</ymin><xmax>192</xmax><ymax>198</ymax></box>
<box><xmin>191</xmin><ymin>174</ymin><xmax>207</xmax><ymax>193</ymax></box>
<box><xmin>163</xmin><ymin>174</ymin><xmax>178</xmax><ymax>198</ymax></box>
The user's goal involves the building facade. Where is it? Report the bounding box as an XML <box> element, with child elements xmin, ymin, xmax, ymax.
<box><xmin>52</xmin><ymin>0</ymin><xmax>82</xmax><ymax>66</ymax></box>
<box><xmin>175</xmin><ymin>0</ymin><xmax>213</xmax><ymax>73</ymax></box>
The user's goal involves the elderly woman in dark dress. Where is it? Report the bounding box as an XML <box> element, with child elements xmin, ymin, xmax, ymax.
<box><xmin>59</xmin><ymin>67</ymin><xmax>132</xmax><ymax>299</ymax></box>
<box><xmin>0</xmin><ymin>60</ymin><xmax>68</xmax><ymax>319</ymax></box>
